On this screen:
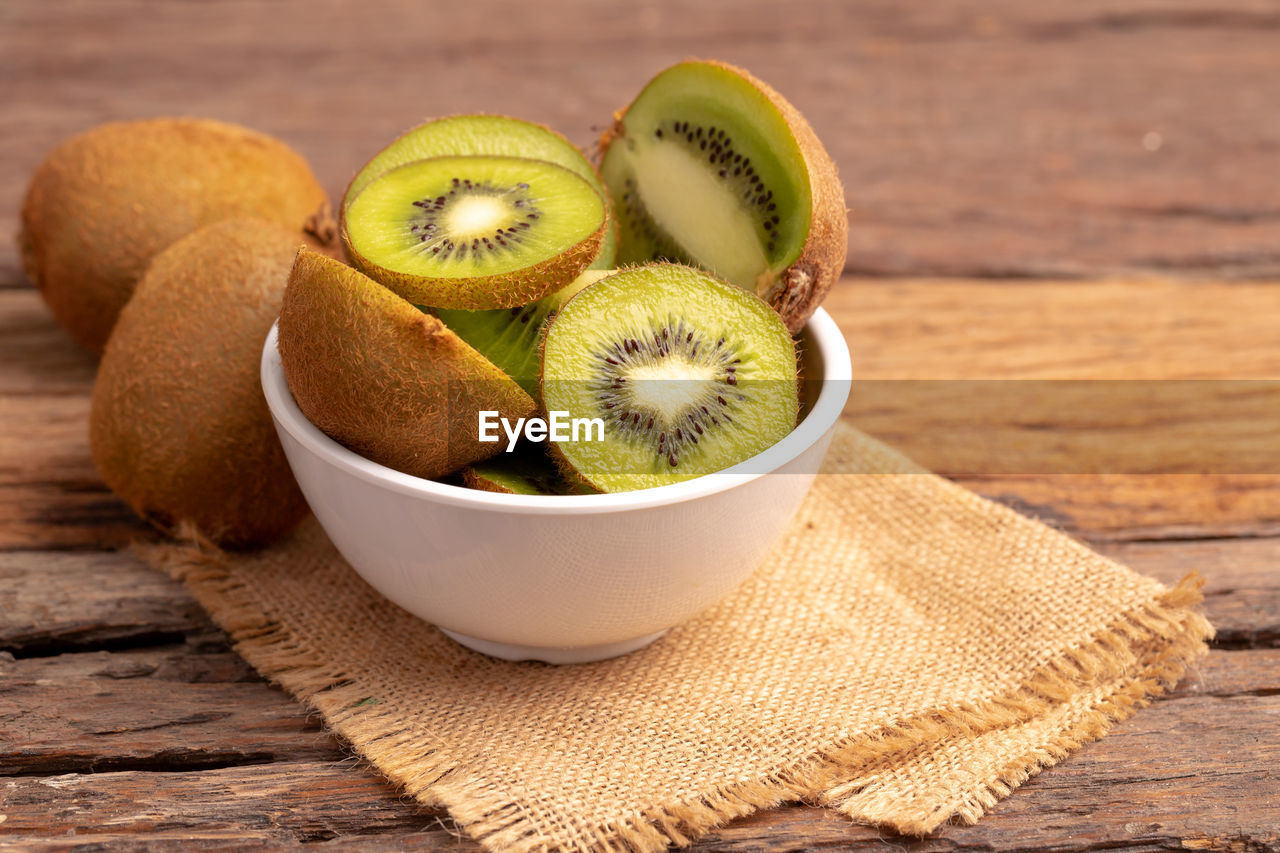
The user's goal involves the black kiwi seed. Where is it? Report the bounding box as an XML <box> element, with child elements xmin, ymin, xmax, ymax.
<box><xmin>406</xmin><ymin>177</ymin><xmax>543</xmax><ymax>261</ymax></box>
<box><xmin>642</xmin><ymin>119</ymin><xmax>782</xmax><ymax>250</ymax></box>
<box><xmin>588</xmin><ymin>319</ymin><xmax>748</xmax><ymax>469</ymax></box>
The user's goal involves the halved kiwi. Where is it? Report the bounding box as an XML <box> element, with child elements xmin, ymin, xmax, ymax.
<box><xmin>343</xmin><ymin>155</ymin><xmax>605</xmax><ymax>310</ymax></box>
<box><xmin>433</xmin><ymin>269</ymin><xmax>611</xmax><ymax>399</ymax></box>
<box><xmin>344</xmin><ymin>114</ymin><xmax>616</xmax><ymax>270</ymax></box>
<box><xmin>278</xmin><ymin>248</ymin><xmax>537</xmax><ymax>480</ymax></box>
<box><xmin>600</xmin><ymin>60</ymin><xmax>847</xmax><ymax>333</ymax></box>
<box><xmin>541</xmin><ymin>264</ymin><xmax>799</xmax><ymax>493</ymax></box>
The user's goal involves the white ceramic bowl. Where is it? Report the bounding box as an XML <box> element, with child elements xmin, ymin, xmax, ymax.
<box><xmin>261</xmin><ymin>309</ymin><xmax>851</xmax><ymax>663</ymax></box>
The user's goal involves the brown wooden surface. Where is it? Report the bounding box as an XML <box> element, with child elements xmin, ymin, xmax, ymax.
<box><xmin>2</xmin><ymin>2</ymin><xmax>1279</xmax><ymax>851</ymax></box>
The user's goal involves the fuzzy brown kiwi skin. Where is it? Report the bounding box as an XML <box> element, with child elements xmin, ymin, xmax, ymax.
<box><xmin>278</xmin><ymin>249</ymin><xmax>538</xmax><ymax>480</ymax></box>
<box><xmin>19</xmin><ymin>118</ymin><xmax>338</xmax><ymax>353</ymax></box>
<box><xmin>460</xmin><ymin>461</ymin><xmax>591</xmax><ymax>496</ymax></box>
<box><xmin>599</xmin><ymin>59</ymin><xmax>848</xmax><ymax>334</ymax></box>
<box><xmin>89</xmin><ymin>219</ymin><xmax>310</xmax><ymax>549</ymax></box>
<box><xmin>460</xmin><ymin>467</ymin><xmax>516</xmax><ymax>494</ymax></box>
<box><xmin>341</xmin><ymin>202</ymin><xmax>607</xmax><ymax>311</ymax></box>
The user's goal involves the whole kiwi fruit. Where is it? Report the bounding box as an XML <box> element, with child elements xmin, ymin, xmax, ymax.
<box><xmin>90</xmin><ymin>218</ymin><xmax>309</xmax><ymax>548</ymax></box>
<box><xmin>599</xmin><ymin>59</ymin><xmax>847</xmax><ymax>333</ymax></box>
<box><xmin>20</xmin><ymin>118</ymin><xmax>337</xmax><ymax>352</ymax></box>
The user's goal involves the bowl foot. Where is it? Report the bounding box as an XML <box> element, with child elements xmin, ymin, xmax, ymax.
<box><xmin>438</xmin><ymin>628</ymin><xmax>669</xmax><ymax>664</ymax></box>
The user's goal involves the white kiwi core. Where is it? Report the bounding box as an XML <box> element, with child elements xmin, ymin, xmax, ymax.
<box><xmin>445</xmin><ymin>195</ymin><xmax>510</xmax><ymax>237</ymax></box>
<box><xmin>623</xmin><ymin>357</ymin><xmax>724</xmax><ymax>414</ymax></box>
<box><xmin>630</xmin><ymin>142</ymin><xmax>770</xmax><ymax>291</ymax></box>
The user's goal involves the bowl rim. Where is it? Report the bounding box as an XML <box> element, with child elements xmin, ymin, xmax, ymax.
<box><xmin>261</xmin><ymin>307</ymin><xmax>851</xmax><ymax>515</ymax></box>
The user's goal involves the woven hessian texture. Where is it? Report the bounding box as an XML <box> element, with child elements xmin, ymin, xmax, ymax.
<box><xmin>143</xmin><ymin>424</ymin><xmax>1212</xmax><ymax>852</ymax></box>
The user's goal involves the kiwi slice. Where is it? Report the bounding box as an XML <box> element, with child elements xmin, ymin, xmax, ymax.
<box><xmin>343</xmin><ymin>155</ymin><xmax>606</xmax><ymax>310</ymax></box>
<box><xmin>433</xmin><ymin>269</ymin><xmax>611</xmax><ymax>398</ymax></box>
<box><xmin>344</xmin><ymin>114</ymin><xmax>616</xmax><ymax>269</ymax></box>
<box><xmin>541</xmin><ymin>264</ymin><xmax>798</xmax><ymax>493</ymax></box>
<box><xmin>599</xmin><ymin>59</ymin><xmax>847</xmax><ymax>333</ymax></box>
<box><xmin>460</xmin><ymin>444</ymin><xmax>585</xmax><ymax>495</ymax></box>
<box><xmin>278</xmin><ymin>248</ymin><xmax>537</xmax><ymax>480</ymax></box>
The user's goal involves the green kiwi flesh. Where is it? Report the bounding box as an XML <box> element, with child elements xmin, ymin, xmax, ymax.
<box><xmin>600</xmin><ymin>60</ymin><xmax>847</xmax><ymax>332</ymax></box>
<box><xmin>344</xmin><ymin>114</ymin><xmax>616</xmax><ymax>269</ymax></box>
<box><xmin>344</xmin><ymin>155</ymin><xmax>606</xmax><ymax>310</ymax></box>
<box><xmin>461</xmin><ymin>444</ymin><xmax>587</xmax><ymax>495</ymax></box>
<box><xmin>541</xmin><ymin>264</ymin><xmax>798</xmax><ymax>493</ymax></box>
<box><xmin>433</xmin><ymin>269</ymin><xmax>611</xmax><ymax>398</ymax></box>
<box><xmin>278</xmin><ymin>248</ymin><xmax>537</xmax><ymax>480</ymax></box>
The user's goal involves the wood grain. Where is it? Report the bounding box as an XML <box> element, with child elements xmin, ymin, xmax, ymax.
<box><xmin>830</xmin><ymin>278</ymin><xmax>1280</xmax><ymax>381</ymax></box>
<box><xmin>0</xmin><ymin>648</ymin><xmax>343</xmax><ymax>775</ymax></box>
<box><xmin>3</xmin><ymin>276</ymin><xmax>1276</xmax><ymax>850</ymax></box>
<box><xmin>4</xmin><ymin>641</ymin><xmax>1275</xmax><ymax>779</ymax></box>
<box><xmin>0</xmin><ymin>550</ymin><xmax>201</xmax><ymax>655</ymax></box>
<box><xmin>3</xmin><ymin>1</ymin><xmax>1278</xmax><ymax>850</ymax></box>
<box><xmin>3</xmin><ymin>1</ymin><xmax>1280</xmax><ymax>283</ymax></box>
<box><xmin>4</xmin><ymin>537</ymin><xmax>1277</xmax><ymax>659</ymax></box>
<box><xmin>3</xmin><ymin>687</ymin><xmax>1277</xmax><ymax>851</ymax></box>
<box><xmin>6</xmin><ymin>280</ymin><xmax>1280</xmax><ymax>545</ymax></box>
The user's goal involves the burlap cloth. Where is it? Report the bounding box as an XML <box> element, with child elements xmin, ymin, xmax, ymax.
<box><xmin>143</xmin><ymin>423</ymin><xmax>1212</xmax><ymax>852</ymax></box>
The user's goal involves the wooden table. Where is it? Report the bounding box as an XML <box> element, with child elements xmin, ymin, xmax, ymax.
<box><xmin>2</xmin><ymin>2</ymin><xmax>1278</xmax><ymax>850</ymax></box>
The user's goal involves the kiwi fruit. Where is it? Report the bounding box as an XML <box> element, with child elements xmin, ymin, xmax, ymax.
<box><xmin>599</xmin><ymin>59</ymin><xmax>847</xmax><ymax>333</ymax></box>
<box><xmin>541</xmin><ymin>264</ymin><xmax>799</xmax><ymax>493</ymax></box>
<box><xmin>433</xmin><ymin>269</ymin><xmax>611</xmax><ymax>398</ymax></box>
<box><xmin>343</xmin><ymin>155</ymin><xmax>606</xmax><ymax>311</ymax></box>
<box><xmin>89</xmin><ymin>219</ymin><xmax>309</xmax><ymax>548</ymax></box>
<box><xmin>20</xmin><ymin>118</ymin><xmax>336</xmax><ymax>352</ymax></box>
<box><xmin>344</xmin><ymin>114</ymin><xmax>617</xmax><ymax>269</ymax></box>
<box><xmin>460</xmin><ymin>444</ymin><xmax>585</xmax><ymax>495</ymax></box>
<box><xmin>278</xmin><ymin>248</ymin><xmax>537</xmax><ymax>480</ymax></box>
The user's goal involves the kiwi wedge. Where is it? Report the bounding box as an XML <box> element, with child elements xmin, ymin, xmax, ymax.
<box><xmin>278</xmin><ymin>248</ymin><xmax>537</xmax><ymax>480</ymax></box>
<box><xmin>541</xmin><ymin>264</ymin><xmax>799</xmax><ymax>493</ymax></box>
<box><xmin>433</xmin><ymin>269</ymin><xmax>611</xmax><ymax>398</ymax></box>
<box><xmin>343</xmin><ymin>155</ymin><xmax>606</xmax><ymax>310</ymax></box>
<box><xmin>460</xmin><ymin>444</ymin><xmax>586</xmax><ymax>495</ymax></box>
<box><xmin>20</xmin><ymin>118</ymin><xmax>335</xmax><ymax>353</ymax></box>
<box><xmin>90</xmin><ymin>219</ymin><xmax>309</xmax><ymax>548</ymax></box>
<box><xmin>344</xmin><ymin>114</ymin><xmax>616</xmax><ymax>269</ymax></box>
<box><xmin>600</xmin><ymin>60</ymin><xmax>847</xmax><ymax>333</ymax></box>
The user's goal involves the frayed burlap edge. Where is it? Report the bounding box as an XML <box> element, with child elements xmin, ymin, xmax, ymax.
<box><xmin>821</xmin><ymin>577</ymin><xmax>1212</xmax><ymax>832</ymax></box>
<box><xmin>140</xmin><ymin>524</ymin><xmax>1212</xmax><ymax>853</ymax></box>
